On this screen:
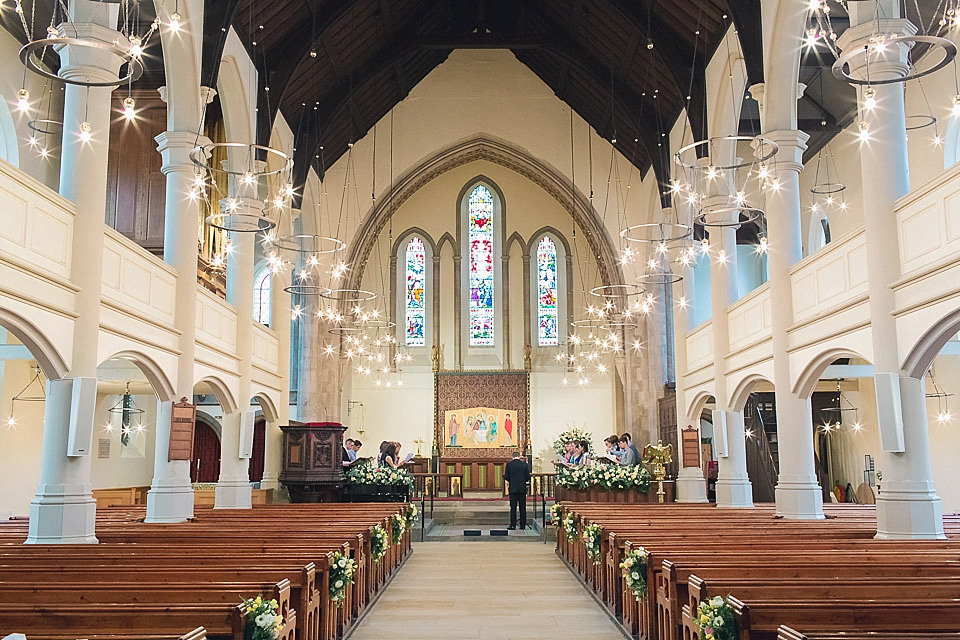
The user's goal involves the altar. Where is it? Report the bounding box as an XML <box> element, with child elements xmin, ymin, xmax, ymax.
<box><xmin>433</xmin><ymin>371</ymin><xmax>530</xmax><ymax>492</ymax></box>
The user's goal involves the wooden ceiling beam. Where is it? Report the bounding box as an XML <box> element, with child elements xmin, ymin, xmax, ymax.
<box><xmin>725</xmin><ymin>0</ymin><xmax>764</xmax><ymax>85</ymax></box>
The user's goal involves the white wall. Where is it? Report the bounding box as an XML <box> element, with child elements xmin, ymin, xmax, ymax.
<box><xmin>0</xmin><ymin>357</ymin><xmax>44</xmax><ymax>518</ymax></box>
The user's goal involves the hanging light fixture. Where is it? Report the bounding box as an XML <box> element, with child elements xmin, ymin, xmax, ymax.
<box><xmin>926</xmin><ymin>367</ymin><xmax>955</xmax><ymax>425</ymax></box>
<box><xmin>108</xmin><ymin>382</ymin><xmax>146</xmax><ymax>446</ymax></box>
<box><xmin>5</xmin><ymin>364</ymin><xmax>45</xmax><ymax>427</ymax></box>
<box><xmin>819</xmin><ymin>379</ymin><xmax>862</xmax><ymax>433</ymax></box>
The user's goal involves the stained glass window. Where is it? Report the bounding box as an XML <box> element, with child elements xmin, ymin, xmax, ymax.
<box><xmin>253</xmin><ymin>267</ymin><xmax>271</xmax><ymax>326</ymax></box>
<box><xmin>468</xmin><ymin>185</ymin><xmax>495</xmax><ymax>346</ymax></box>
<box><xmin>537</xmin><ymin>236</ymin><xmax>559</xmax><ymax>346</ymax></box>
<box><xmin>405</xmin><ymin>237</ymin><xmax>426</xmax><ymax>346</ymax></box>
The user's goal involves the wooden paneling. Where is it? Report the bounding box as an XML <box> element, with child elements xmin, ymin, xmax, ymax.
<box><xmin>105</xmin><ymin>90</ymin><xmax>167</xmax><ymax>256</ymax></box>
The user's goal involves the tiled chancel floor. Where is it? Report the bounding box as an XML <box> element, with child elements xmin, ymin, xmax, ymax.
<box><xmin>347</xmin><ymin>541</ymin><xmax>628</xmax><ymax>640</ymax></box>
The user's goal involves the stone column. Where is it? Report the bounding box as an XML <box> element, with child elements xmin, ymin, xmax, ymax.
<box><xmin>27</xmin><ymin>9</ymin><xmax>125</xmax><ymax>543</ymax></box>
<box><xmin>216</xmin><ymin>196</ymin><xmax>258</xmax><ymax>508</ymax></box>
<box><xmin>673</xmin><ymin>211</ymin><xmax>708</xmax><ymax>502</ymax></box>
<box><xmin>146</xmin><ymin>131</ymin><xmax>209</xmax><ymax>523</ymax></box>
<box><xmin>703</xmin><ymin>180</ymin><xmax>753</xmax><ymax>508</ymax></box>
<box><xmin>261</xmin><ymin>246</ymin><xmax>292</xmax><ymax>492</ymax></box>
<box><xmin>760</xmin><ymin>128</ymin><xmax>825</xmax><ymax>519</ymax></box>
<box><xmin>837</xmin><ymin>19</ymin><xmax>944</xmax><ymax>538</ymax></box>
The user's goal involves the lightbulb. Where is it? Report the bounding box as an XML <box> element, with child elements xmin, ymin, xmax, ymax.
<box><xmin>122</xmin><ymin>96</ymin><xmax>136</xmax><ymax>120</ymax></box>
<box><xmin>755</xmin><ymin>237</ymin><xmax>769</xmax><ymax>254</ymax></box>
<box><xmin>857</xmin><ymin>120</ymin><xmax>870</xmax><ymax>142</ymax></box>
<box><xmin>700</xmin><ymin>238</ymin><xmax>709</xmax><ymax>253</ymax></box>
<box><xmin>241</xmin><ymin>171</ymin><xmax>254</xmax><ymax>185</ymax></box>
<box><xmin>79</xmin><ymin>121</ymin><xmax>92</xmax><ymax>142</ymax></box>
<box><xmin>46</xmin><ymin>25</ymin><xmax>57</xmax><ymax>39</ymax></box>
<box><xmin>862</xmin><ymin>87</ymin><xmax>876</xmax><ymax>110</ymax></box>
<box><xmin>646</xmin><ymin>38</ymin><xmax>653</xmax><ymax>50</ymax></box>
<box><xmin>15</xmin><ymin>88</ymin><xmax>28</xmax><ymax>113</ymax></box>
<box><xmin>952</xmin><ymin>94</ymin><xmax>960</xmax><ymax>117</ymax></box>
<box><xmin>129</xmin><ymin>35</ymin><xmax>143</xmax><ymax>57</ymax></box>
<box><xmin>937</xmin><ymin>410</ymin><xmax>953</xmax><ymax>424</ymax></box>
<box><xmin>168</xmin><ymin>11</ymin><xmax>181</xmax><ymax>31</ymax></box>
<box><xmin>5</xmin><ymin>416</ymin><xmax>14</xmax><ymax>427</ymax></box>
<box><xmin>851</xmin><ymin>422</ymin><xmax>863</xmax><ymax>432</ymax></box>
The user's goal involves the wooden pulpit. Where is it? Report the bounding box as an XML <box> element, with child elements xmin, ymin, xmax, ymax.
<box><xmin>279</xmin><ymin>421</ymin><xmax>346</xmax><ymax>503</ymax></box>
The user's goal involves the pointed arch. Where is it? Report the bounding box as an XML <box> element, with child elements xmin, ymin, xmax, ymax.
<box><xmin>729</xmin><ymin>373</ymin><xmax>774</xmax><ymax>413</ymax></box>
<box><xmin>436</xmin><ymin>232</ymin><xmax>457</xmax><ymax>257</ymax></box>
<box><xmin>686</xmin><ymin>390</ymin><xmax>717</xmax><ymax>422</ymax></box>
<box><xmin>196</xmin><ymin>376</ymin><xmax>239</xmax><ymax>415</ymax></box>
<box><xmin>251</xmin><ymin>391</ymin><xmax>281</xmax><ymax>423</ymax></box>
<box><xmin>902</xmin><ymin>306</ymin><xmax>960</xmax><ymax>380</ymax></box>
<box><xmin>505</xmin><ymin>231</ymin><xmax>526</xmax><ymax>257</ymax></box>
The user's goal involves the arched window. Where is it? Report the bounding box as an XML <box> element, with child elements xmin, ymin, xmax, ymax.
<box><xmin>536</xmin><ymin>236</ymin><xmax>559</xmax><ymax>346</ymax></box>
<box><xmin>468</xmin><ymin>185</ymin><xmax>495</xmax><ymax>346</ymax></box>
<box><xmin>405</xmin><ymin>237</ymin><xmax>426</xmax><ymax>346</ymax></box>
<box><xmin>253</xmin><ymin>266</ymin><xmax>271</xmax><ymax>326</ymax></box>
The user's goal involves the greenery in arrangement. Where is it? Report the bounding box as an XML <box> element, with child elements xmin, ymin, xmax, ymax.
<box><xmin>556</xmin><ymin>464</ymin><xmax>651</xmax><ymax>491</ymax></box>
<box><xmin>406</xmin><ymin>502</ymin><xmax>419</xmax><ymax>528</ymax></box>
<box><xmin>620</xmin><ymin>547</ymin><xmax>649</xmax><ymax>600</ymax></box>
<box><xmin>370</xmin><ymin>524</ymin><xmax>388</xmax><ymax>564</ymax></box>
<box><xmin>328</xmin><ymin>551</ymin><xmax>356</xmax><ymax>606</ymax></box>
<box><xmin>552</xmin><ymin>425</ymin><xmax>595</xmax><ymax>456</ymax></box>
<box><xmin>391</xmin><ymin>513</ymin><xmax>406</xmax><ymax>545</ymax></box>
<box><xmin>695</xmin><ymin>595</ymin><xmax>736</xmax><ymax>640</ymax></box>
<box><xmin>562</xmin><ymin>512</ymin><xmax>578</xmax><ymax>542</ymax></box>
<box><xmin>241</xmin><ymin>594</ymin><xmax>283</xmax><ymax>640</ymax></box>
<box><xmin>345</xmin><ymin>461</ymin><xmax>414</xmax><ymax>488</ymax></box>
<box><xmin>582</xmin><ymin>522</ymin><xmax>603</xmax><ymax>564</ymax></box>
<box><xmin>549</xmin><ymin>503</ymin><xmax>563</xmax><ymax>526</ymax></box>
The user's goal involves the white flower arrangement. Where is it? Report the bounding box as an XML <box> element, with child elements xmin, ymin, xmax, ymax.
<box><xmin>562</xmin><ymin>512</ymin><xmax>578</xmax><ymax>542</ymax></box>
<box><xmin>328</xmin><ymin>551</ymin><xmax>356</xmax><ymax>606</ymax></box>
<box><xmin>556</xmin><ymin>464</ymin><xmax>652</xmax><ymax>491</ymax></box>
<box><xmin>241</xmin><ymin>594</ymin><xmax>283</xmax><ymax>640</ymax></box>
<box><xmin>370</xmin><ymin>524</ymin><xmax>388</xmax><ymax>564</ymax></box>
<box><xmin>619</xmin><ymin>547</ymin><xmax>649</xmax><ymax>600</ymax></box>
<box><xmin>552</xmin><ymin>425</ymin><xmax>595</xmax><ymax>456</ymax></box>
<box><xmin>582</xmin><ymin>522</ymin><xmax>603</xmax><ymax>564</ymax></box>
<box><xmin>549</xmin><ymin>503</ymin><xmax>563</xmax><ymax>526</ymax></box>
<box><xmin>695</xmin><ymin>595</ymin><xmax>735</xmax><ymax>640</ymax></box>
<box><xmin>346</xmin><ymin>461</ymin><xmax>415</xmax><ymax>488</ymax></box>
<box><xmin>406</xmin><ymin>502</ymin><xmax>419</xmax><ymax>528</ymax></box>
<box><xmin>391</xmin><ymin>513</ymin><xmax>406</xmax><ymax>545</ymax></box>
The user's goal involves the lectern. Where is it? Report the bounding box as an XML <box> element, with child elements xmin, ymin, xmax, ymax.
<box><xmin>279</xmin><ymin>421</ymin><xmax>346</xmax><ymax>503</ymax></box>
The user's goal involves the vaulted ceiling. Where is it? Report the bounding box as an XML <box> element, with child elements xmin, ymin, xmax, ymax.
<box><xmin>222</xmin><ymin>0</ymin><xmax>763</xmax><ymax>195</ymax></box>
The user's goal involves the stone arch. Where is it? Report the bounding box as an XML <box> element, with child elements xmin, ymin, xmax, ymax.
<box><xmin>391</xmin><ymin>227</ymin><xmax>437</xmax><ymax>257</ymax></box>
<box><xmin>792</xmin><ymin>347</ymin><xmax>872</xmax><ymax>399</ymax></box>
<box><xmin>729</xmin><ymin>373</ymin><xmax>774</xmax><ymax>413</ymax></box>
<box><xmin>251</xmin><ymin>391</ymin><xmax>280</xmax><ymax>423</ymax></box>
<box><xmin>97</xmin><ymin>350</ymin><xmax>176</xmax><ymax>402</ymax></box>
<box><xmin>196</xmin><ymin>376</ymin><xmax>239</xmax><ymax>415</ymax></box>
<box><xmin>505</xmin><ymin>231</ymin><xmax>526</xmax><ymax>257</ymax></box>
<box><xmin>344</xmin><ymin>136</ymin><xmax>624</xmax><ymax>293</ymax></box>
<box><xmin>0</xmin><ymin>307</ymin><xmax>68</xmax><ymax>380</ymax></box>
<box><xmin>686</xmin><ymin>390</ymin><xmax>717</xmax><ymax>422</ymax></box>
<box><xmin>217</xmin><ymin>55</ymin><xmax>255</xmax><ymax>145</ymax></box>
<box><xmin>436</xmin><ymin>232</ymin><xmax>456</xmax><ymax>256</ymax></box>
<box><xmin>152</xmin><ymin>0</ymin><xmax>201</xmax><ymax>133</ymax></box>
<box><xmin>902</xmin><ymin>306</ymin><xmax>960</xmax><ymax>380</ymax></box>
<box><xmin>525</xmin><ymin>226</ymin><xmax>573</xmax><ymax>258</ymax></box>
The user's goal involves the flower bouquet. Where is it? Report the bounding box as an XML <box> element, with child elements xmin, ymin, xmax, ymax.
<box><xmin>328</xmin><ymin>551</ymin><xmax>356</xmax><ymax>606</ymax></box>
<box><xmin>406</xmin><ymin>502</ymin><xmax>419</xmax><ymax>528</ymax></box>
<box><xmin>549</xmin><ymin>503</ymin><xmax>563</xmax><ymax>526</ymax></box>
<box><xmin>241</xmin><ymin>594</ymin><xmax>283</xmax><ymax>640</ymax></box>
<box><xmin>556</xmin><ymin>464</ymin><xmax>651</xmax><ymax>491</ymax></box>
<box><xmin>562</xmin><ymin>512</ymin><xmax>578</xmax><ymax>542</ymax></box>
<box><xmin>619</xmin><ymin>547</ymin><xmax>649</xmax><ymax>600</ymax></box>
<box><xmin>370</xmin><ymin>524</ymin><xmax>387</xmax><ymax>564</ymax></box>
<box><xmin>552</xmin><ymin>425</ymin><xmax>595</xmax><ymax>456</ymax></box>
<box><xmin>345</xmin><ymin>461</ymin><xmax>415</xmax><ymax>488</ymax></box>
<box><xmin>582</xmin><ymin>522</ymin><xmax>603</xmax><ymax>564</ymax></box>
<box><xmin>695</xmin><ymin>595</ymin><xmax>736</xmax><ymax>640</ymax></box>
<box><xmin>391</xmin><ymin>513</ymin><xmax>406</xmax><ymax>545</ymax></box>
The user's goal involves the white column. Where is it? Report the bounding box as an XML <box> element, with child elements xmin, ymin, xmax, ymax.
<box><xmin>837</xmin><ymin>19</ymin><xmax>944</xmax><ymax>538</ymax></box>
<box><xmin>261</xmin><ymin>245</ymin><xmax>292</xmax><ymax>492</ymax></box>
<box><xmin>146</xmin><ymin>131</ymin><xmax>208</xmax><ymax>523</ymax></box>
<box><xmin>27</xmin><ymin>9</ymin><xmax>125</xmax><ymax>544</ymax></box>
<box><xmin>704</xmin><ymin>186</ymin><xmax>753</xmax><ymax>508</ymax></box>
<box><xmin>671</xmin><ymin>204</ymin><xmax>708</xmax><ymax>502</ymax></box>
<box><xmin>216</xmin><ymin>196</ymin><xmax>257</xmax><ymax>508</ymax></box>
<box><xmin>761</xmin><ymin>128</ymin><xmax>825</xmax><ymax>519</ymax></box>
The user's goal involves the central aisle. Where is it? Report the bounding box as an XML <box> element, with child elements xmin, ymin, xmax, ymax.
<box><xmin>347</xmin><ymin>541</ymin><xmax>628</xmax><ymax>640</ymax></box>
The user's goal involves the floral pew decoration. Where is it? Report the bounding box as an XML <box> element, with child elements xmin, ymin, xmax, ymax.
<box><xmin>328</xmin><ymin>551</ymin><xmax>356</xmax><ymax>607</ymax></box>
<box><xmin>370</xmin><ymin>524</ymin><xmax>388</xmax><ymax>564</ymax></box>
<box><xmin>549</xmin><ymin>502</ymin><xmax>563</xmax><ymax>526</ymax></box>
<box><xmin>620</xmin><ymin>547</ymin><xmax>649</xmax><ymax>601</ymax></box>
<box><xmin>391</xmin><ymin>513</ymin><xmax>406</xmax><ymax>545</ymax></box>
<box><xmin>582</xmin><ymin>522</ymin><xmax>603</xmax><ymax>565</ymax></box>
<box><xmin>241</xmin><ymin>595</ymin><xmax>283</xmax><ymax>640</ymax></box>
<box><xmin>695</xmin><ymin>595</ymin><xmax>735</xmax><ymax>640</ymax></box>
<box><xmin>562</xmin><ymin>512</ymin><xmax>578</xmax><ymax>542</ymax></box>
<box><xmin>406</xmin><ymin>503</ymin><xmax>419</xmax><ymax>528</ymax></box>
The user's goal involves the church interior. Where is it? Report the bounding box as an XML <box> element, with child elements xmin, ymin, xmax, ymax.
<box><xmin>1</xmin><ymin>0</ymin><xmax>960</xmax><ymax>638</ymax></box>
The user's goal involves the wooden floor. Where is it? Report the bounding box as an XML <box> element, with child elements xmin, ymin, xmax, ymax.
<box><xmin>347</xmin><ymin>541</ymin><xmax>628</xmax><ymax>640</ymax></box>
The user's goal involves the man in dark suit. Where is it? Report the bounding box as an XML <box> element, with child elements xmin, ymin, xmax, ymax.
<box><xmin>503</xmin><ymin>450</ymin><xmax>531</xmax><ymax>530</ymax></box>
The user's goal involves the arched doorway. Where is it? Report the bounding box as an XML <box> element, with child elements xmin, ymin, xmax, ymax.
<box><xmin>248</xmin><ymin>416</ymin><xmax>265</xmax><ymax>483</ymax></box>
<box><xmin>190</xmin><ymin>418</ymin><xmax>220</xmax><ymax>483</ymax></box>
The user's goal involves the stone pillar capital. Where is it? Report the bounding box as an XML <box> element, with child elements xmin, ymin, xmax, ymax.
<box><xmin>757</xmin><ymin>129</ymin><xmax>809</xmax><ymax>174</ymax></box>
<box><xmin>836</xmin><ymin>19</ymin><xmax>917</xmax><ymax>81</ymax></box>
<box><xmin>55</xmin><ymin>23</ymin><xmax>128</xmax><ymax>84</ymax></box>
<box><xmin>156</xmin><ymin>131</ymin><xmax>211</xmax><ymax>174</ymax></box>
